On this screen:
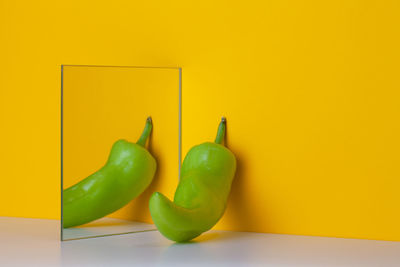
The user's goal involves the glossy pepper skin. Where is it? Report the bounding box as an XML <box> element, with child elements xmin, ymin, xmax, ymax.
<box><xmin>149</xmin><ymin>117</ymin><xmax>236</xmax><ymax>242</ymax></box>
<box><xmin>63</xmin><ymin>117</ymin><xmax>156</xmax><ymax>228</ymax></box>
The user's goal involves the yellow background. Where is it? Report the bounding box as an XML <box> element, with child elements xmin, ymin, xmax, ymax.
<box><xmin>62</xmin><ymin>66</ymin><xmax>179</xmax><ymax>222</ymax></box>
<box><xmin>1</xmin><ymin>0</ymin><xmax>399</xmax><ymax>241</ymax></box>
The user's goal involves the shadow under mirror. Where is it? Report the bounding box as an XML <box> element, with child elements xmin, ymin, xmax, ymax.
<box><xmin>61</xmin><ymin>65</ymin><xmax>181</xmax><ymax>241</ymax></box>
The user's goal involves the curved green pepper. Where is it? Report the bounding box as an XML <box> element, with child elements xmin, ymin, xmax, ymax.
<box><xmin>63</xmin><ymin>117</ymin><xmax>156</xmax><ymax>228</ymax></box>
<box><xmin>149</xmin><ymin>117</ymin><xmax>236</xmax><ymax>242</ymax></box>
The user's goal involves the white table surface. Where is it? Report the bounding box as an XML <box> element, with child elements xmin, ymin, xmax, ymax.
<box><xmin>62</xmin><ymin>217</ymin><xmax>156</xmax><ymax>240</ymax></box>
<box><xmin>1</xmin><ymin>217</ymin><xmax>399</xmax><ymax>267</ymax></box>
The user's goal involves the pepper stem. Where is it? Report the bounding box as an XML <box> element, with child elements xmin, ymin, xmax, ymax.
<box><xmin>136</xmin><ymin>117</ymin><xmax>152</xmax><ymax>147</ymax></box>
<box><xmin>214</xmin><ymin>117</ymin><xmax>226</xmax><ymax>144</ymax></box>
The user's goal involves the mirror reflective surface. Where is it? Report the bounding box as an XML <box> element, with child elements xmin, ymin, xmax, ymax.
<box><xmin>61</xmin><ymin>65</ymin><xmax>181</xmax><ymax>240</ymax></box>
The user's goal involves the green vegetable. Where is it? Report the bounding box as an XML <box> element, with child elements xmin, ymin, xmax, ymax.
<box><xmin>149</xmin><ymin>117</ymin><xmax>236</xmax><ymax>242</ymax></box>
<box><xmin>63</xmin><ymin>117</ymin><xmax>156</xmax><ymax>228</ymax></box>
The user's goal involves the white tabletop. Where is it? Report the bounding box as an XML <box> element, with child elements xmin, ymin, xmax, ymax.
<box><xmin>1</xmin><ymin>216</ymin><xmax>399</xmax><ymax>266</ymax></box>
<box><xmin>62</xmin><ymin>217</ymin><xmax>156</xmax><ymax>240</ymax></box>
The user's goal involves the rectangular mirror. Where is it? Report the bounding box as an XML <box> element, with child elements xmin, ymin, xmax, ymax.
<box><xmin>61</xmin><ymin>65</ymin><xmax>181</xmax><ymax>240</ymax></box>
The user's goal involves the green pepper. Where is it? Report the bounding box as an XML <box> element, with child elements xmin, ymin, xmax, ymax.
<box><xmin>63</xmin><ymin>117</ymin><xmax>156</xmax><ymax>228</ymax></box>
<box><xmin>149</xmin><ymin>117</ymin><xmax>236</xmax><ymax>242</ymax></box>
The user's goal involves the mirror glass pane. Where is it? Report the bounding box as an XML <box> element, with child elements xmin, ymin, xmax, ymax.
<box><xmin>62</xmin><ymin>65</ymin><xmax>181</xmax><ymax>240</ymax></box>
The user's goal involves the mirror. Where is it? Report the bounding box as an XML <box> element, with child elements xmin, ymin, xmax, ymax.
<box><xmin>61</xmin><ymin>65</ymin><xmax>181</xmax><ymax>240</ymax></box>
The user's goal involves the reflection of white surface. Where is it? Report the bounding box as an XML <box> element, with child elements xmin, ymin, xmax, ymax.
<box><xmin>1</xmin><ymin>217</ymin><xmax>400</xmax><ymax>266</ymax></box>
<box><xmin>63</xmin><ymin>217</ymin><xmax>155</xmax><ymax>240</ymax></box>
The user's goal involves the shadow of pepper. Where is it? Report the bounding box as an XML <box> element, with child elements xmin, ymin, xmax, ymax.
<box><xmin>125</xmin><ymin>122</ymin><xmax>163</xmax><ymax>223</ymax></box>
<box><xmin>219</xmin><ymin>119</ymin><xmax>261</xmax><ymax>232</ymax></box>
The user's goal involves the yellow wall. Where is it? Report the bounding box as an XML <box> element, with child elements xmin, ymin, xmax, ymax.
<box><xmin>1</xmin><ymin>0</ymin><xmax>399</xmax><ymax>241</ymax></box>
